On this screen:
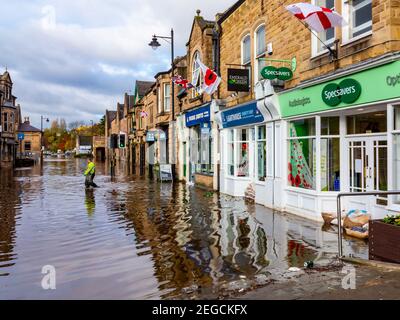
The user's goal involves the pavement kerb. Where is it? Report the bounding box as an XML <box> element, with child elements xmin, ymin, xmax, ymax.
<box><xmin>340</xmin><ymin>256</ymin><xmax>400</xmax><ymax>271</ymax></box>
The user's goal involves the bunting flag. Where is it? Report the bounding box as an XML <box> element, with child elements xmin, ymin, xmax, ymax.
<box><xmin>172</xmin><ymin>75</ymin><xmax>194</xmax><ymax>89</ymax></box>
<box><xmin>140</xmin><ymin>110</ymin><xmax>148</xmax><ymax>118</ymax></box>
<box><xmin>195</xmin><ymin>58</ymin><xmax>221</xmax><ymax>95</ymax></box>
<box><xmin>286</xmin><ymin>3</ymin><xmax>346</xmax><ymax>33</ymax></box>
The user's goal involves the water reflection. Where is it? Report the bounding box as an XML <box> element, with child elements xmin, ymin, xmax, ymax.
<box><xmin>0</xmin><ymin>160</ymin><xmax>368</xmax><ymax>299</ymax></box>
<box><xmin>84</xmin><ymin>189</ymin><xmax>95</xmax><ymax>216</ymax></box>
<box><xmin>0</xmin><ymin>169</ymin><xmax>21</xmax><ymax>277</ymax></box>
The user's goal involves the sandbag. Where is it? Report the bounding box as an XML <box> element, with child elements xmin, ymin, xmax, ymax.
<box><xmin>343</xmin><ymin>209</ymin><xmax>371</xmax><ymax>228</ymax></box>
<box><xmin>345</xmin><ymin>227</ymin><xmax>368</xmax><ymax>239</ymax></box>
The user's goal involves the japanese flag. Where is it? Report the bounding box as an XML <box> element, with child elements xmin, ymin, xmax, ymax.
<box><xmin>196</xmin><ymin>58</ymin><xmax>221</xmax><ymax>95</ymax></box>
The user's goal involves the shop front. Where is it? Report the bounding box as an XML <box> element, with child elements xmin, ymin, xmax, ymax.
<box><xmin>218</xmin><ymin>98</ymin><xmax>281</xmax><ymax>207</ymax></box>
<box><xmin>180</xmin><ymin>103</ymin><xmax>217</xmax><ymax>189</ymax></box>
<box><xmin>278</xmin><ymin>58</ymin><xmax>400</xmax><ymax>221</ymax></box>
<box><xmin>145</xmin><ymin>130</ymin><xmax>156</xmax><ymax>179</ymax></box>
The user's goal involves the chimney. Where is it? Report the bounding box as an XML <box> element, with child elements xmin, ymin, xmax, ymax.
<box><xmin>24</xmin><ymin>117</ymin><xmax>30</xmax><ymax>124</ymax></box>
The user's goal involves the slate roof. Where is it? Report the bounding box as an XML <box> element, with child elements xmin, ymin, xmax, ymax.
<box><xmin>136</xmin><ymin>81</ymin><xmax>155</xmax><ymax>99</ymax></box>
<box><xmin>106</xmin><ymin>110</ymin><xmax>117</xmax><ymax>127</ymax></box>
<box><xmin>18</xmin><ymin>122</ymin><xmax>41</xmax><ymax>132</ymax></box>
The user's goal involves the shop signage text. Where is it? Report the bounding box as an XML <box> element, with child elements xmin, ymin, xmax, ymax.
<box><xmin>261</xmin><ymin>66</ymin><xmax>293</xmax><ymax>81</ymax></box>
<box><xmin>289</xmin><ymin>97</ymin><xmax>311</xmax><ymax>107</ymax></box>
<box><xmin>227</xmin><ymin>68</ymin><xmax>250</xmax><ymax>92</ymax></box>
<box><xmin>185</xmin><ymin>104</ymin><xmax>211</xmax><ymax>127</ymax></box>
<box><xmin>322</xmin><ymin>79</ymin><xmax>361</xmax><ymax>106</ymax></box>
<box><xmin>279</xmin><ymin>60</ymin><xmax>400</xmax><ymax>118</ymax></box>
<box><xmin>220</xmin><ymin>101</ymin><xmax>264</xmax><ymax>128</ymax></box>
<box><xmin>387</xmin><ymin>73</ymin><xmax>400</xmax><ymax>87</ymax></box>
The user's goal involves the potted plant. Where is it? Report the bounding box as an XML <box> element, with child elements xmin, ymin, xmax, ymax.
<box><xmin>369</xmin><ymin>214</ymin><xmax>400</xmax><ymax>264</ymax></box>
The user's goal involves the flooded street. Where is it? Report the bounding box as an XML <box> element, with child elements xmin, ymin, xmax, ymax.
<box><xmin>0</xmin><ymin>159</ymin><xmax>368</xmax><ymax>299</ymax></box>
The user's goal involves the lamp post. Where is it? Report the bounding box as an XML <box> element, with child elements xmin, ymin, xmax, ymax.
<box><xmin>149</xmin><ymin>29</ymin><xmax>176</xmax><ymax>178</ymax></box>
<box><xmin>90</xmin><ymin>120</ymin><xmax>94</xmax><ymax>157</ymax></box>
<box><xmin>40</xmin><ymin>115</ymin><xmax>49</xmax><ymax>162</ymax></box>
<box><xmin>148</xmin><ymin>29</ymin><xmax>175</xmax><ymax>121</ymax></box>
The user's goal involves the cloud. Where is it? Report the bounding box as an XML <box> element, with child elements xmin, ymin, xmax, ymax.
<box><xmin>0</xmin><ymin>0</ymin><xmax>236</xmax><ymax>128</ymax></box>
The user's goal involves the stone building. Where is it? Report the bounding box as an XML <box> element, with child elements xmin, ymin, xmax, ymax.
<box><xmin>174</xmin><ymin>10</ymin><xmax>219</xmax><ymax>189</ymax></box>
<box><xmin>0</xmin><ymin>71</ymin><xmax>21</xmax><ymax>168</ymax></box>
<box><xmin>129</xmin><ymin>80</ymin><xmax>154</xmax><ymax>175</ymax></box>
<box><xmin>17</xmin><ymin>117</ymin><xmax>42</xmax><ymax>160</ymax></box>
<box><xmin>216</xmin><ymin>0</ymin><xmax>400</xmax><ymax>221</ymax></box>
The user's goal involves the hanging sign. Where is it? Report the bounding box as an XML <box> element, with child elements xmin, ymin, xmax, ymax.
<box><xmin>261</xmin><ymin>66</ymin><xmax>293</xmax><ymax>81</ymax></box>
<box><xmin>322</xmin><ymin>78</ymin><xmax>362</xmax><ymax>107</ymax></box>
<box><xmin>227</xmin><ymin>68</ymin><xmax>250</xmax><ymax>92</ymax></box>
<box><xmin>146</xmin><ymin>131</ymin><xmax>156</xmax><ymax>142</ymax></box>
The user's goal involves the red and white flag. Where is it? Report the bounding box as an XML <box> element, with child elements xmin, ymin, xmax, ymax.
<box><xmin>140</xmin><ymin>110</ymin><xmax>148</xmax><ymax>118</ymax></box>
<box><xmin>286</xmin><ymin>2</ymin><xmax>346</xmax><ymax>33</ymax></box>
<box><xmin>196</xmin><ymin>58</ymin><xmax>221</xmax><ymax>95</ymax></box>
<box><xmin>172</xmin><ymin>75</ymin><xmax>194</xmax><ymax>89</ymax></box>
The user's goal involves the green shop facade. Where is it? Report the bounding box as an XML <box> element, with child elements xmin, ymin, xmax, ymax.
<box><xmin>277</xmin><ymin>57</ymin><xmax>400</xmax><ymax>221</ymax></box>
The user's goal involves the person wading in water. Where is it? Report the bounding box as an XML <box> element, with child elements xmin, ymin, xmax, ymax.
<box><xmin>84</xmin><ymin>158</ymin><xmax>98</xmax><ymax>188</ymax></box>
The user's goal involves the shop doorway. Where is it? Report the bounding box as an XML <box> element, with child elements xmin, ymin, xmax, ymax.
<box><xmin>348</xmin><ymin>135</ymin><xmax>388</xmax><ymax>206</ymax></box>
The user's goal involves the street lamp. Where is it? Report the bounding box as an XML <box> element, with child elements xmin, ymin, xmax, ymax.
<box><xmin>149</xmin><ymin>29</ymin><xmax>177</xmax><ymax>178</ymax></box>
<box><xmin>40</xmin><ymin>116</ymin><xmax>49</xmax><ymax>161</ymax></box>
<box><xmin>148</xmin><ymin>29</ymin><xmax>175</xmax><ymax>121</ymax></box>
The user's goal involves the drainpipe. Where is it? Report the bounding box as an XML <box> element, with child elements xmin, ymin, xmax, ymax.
<box><xmin>214</xmin><ymin>19</ymin><xmax>221</xmax><ymax>191</ymax></box>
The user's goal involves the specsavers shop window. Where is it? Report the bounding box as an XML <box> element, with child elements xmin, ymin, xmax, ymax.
<box><xmin>288</xmin><ymin>118</ymin><xmax>316</xmax><ymax>190</ymax></box>
<box><xmin>288</xmin><ymin>117</ymin><xmax>341</xmax><ymax>192</ymax></box>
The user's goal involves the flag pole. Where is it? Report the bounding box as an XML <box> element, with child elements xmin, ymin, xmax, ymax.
<box><xmin>298</xmin><ymin>19</ymin><xmax>337</xmax><ymax>59</ymax></box>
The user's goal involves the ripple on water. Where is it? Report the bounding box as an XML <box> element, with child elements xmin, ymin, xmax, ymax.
<box><xmin>0</xmin><ymin>160</ymin><xmax>368</xmax><ymax>299</ymax></box>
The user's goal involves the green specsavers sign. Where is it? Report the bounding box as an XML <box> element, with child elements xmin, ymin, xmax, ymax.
<box><xmin>322</xmin><ymin>79</ymin><xmax>361</xmax><ymax>106</ymax></box>
<box><xmin>261</xmin><ymin>66</ymin><xmax>293</xmax><ymax>81</ymax></box>
<box><xmin>279</xmin><ymin>60</ymin><xmax>400</xmax><ymax>117</ymax></box>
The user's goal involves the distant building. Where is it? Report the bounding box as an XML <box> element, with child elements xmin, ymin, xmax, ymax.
<box><xmin>17</xmin><ymin>117</ymin><xmax>42</xmax><ymax>160</ymax></box>
<box><xmin>0</xmin><ymin>71</ymin><xmax>21</xmax><ymax>168</ymax></box>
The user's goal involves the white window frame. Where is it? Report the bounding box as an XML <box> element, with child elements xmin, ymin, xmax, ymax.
<box><xmin>236</xmin><ymin>128</ymin><xmax>250</xmax><ymax>178</ymax></box>
<box><xmin>256</xmin><ymin>125</ymin><xmax>267</xmax><ymax>182</ymax></box>
<box><xmin>254</xmin><ymin>24</ymin><xmax>266</xmax><ymax>83</ymax></box>
<box><xmin>163</xmin><ymin>83</ymin><xmax>171</xmax><ymax>112</ymax></box>
<box><xmin>241</xmin><ymin>34</ymin><xmax>252</xmax><ymax>86</ymax></box>
<box><xmin>192</xmin><ymin>51</ymin><xmax>202</xmax><ymax>98</ymax></box>
<box><xmin>342</xmin><ymin>0</ymin><xmax>372</xmax><ymax>44</ymax></box>
<box><xmin>311</xmin><ymin>0</ymin><xmax>336</xmax><ymax>57</ymax></box>
<box><xmin>157</xmin><ymin>86</ymin><xmax>162</xmax><ymax>114</ymax></box>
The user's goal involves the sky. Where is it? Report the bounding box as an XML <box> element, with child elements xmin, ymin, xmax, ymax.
<box><xmin>0</xmin><ymin>0</ymin><xmax>236</xmax><ymax>129</ymax></box>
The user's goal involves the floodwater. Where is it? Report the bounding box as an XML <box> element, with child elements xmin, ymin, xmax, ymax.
<box><xmin>0</xmin><ymin>158</ymin><xmax>367</xmax><ymax>299</ymax></box>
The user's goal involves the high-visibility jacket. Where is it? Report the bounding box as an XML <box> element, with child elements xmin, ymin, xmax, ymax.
<box><xmin>84</xmin><ymin>162</ymin><xmax>95</xmax><ymax>176</ymax></box>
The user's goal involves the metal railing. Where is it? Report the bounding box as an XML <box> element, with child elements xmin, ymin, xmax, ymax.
<box><xmin>337</xmin><ymin>190</ymin><xmax>400</xmax><ymax>257</ymax></box>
